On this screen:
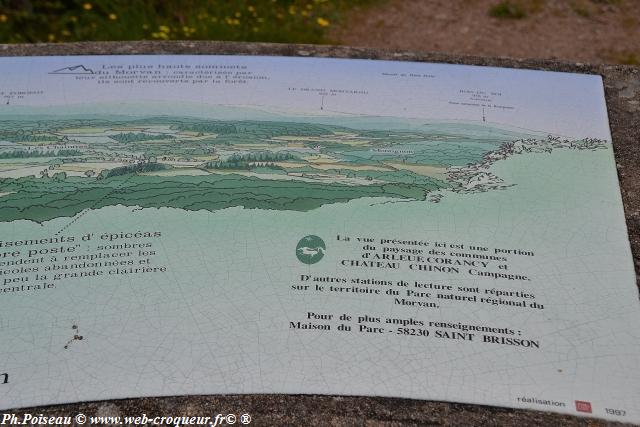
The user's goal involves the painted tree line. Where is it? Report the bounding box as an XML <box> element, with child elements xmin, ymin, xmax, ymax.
<box><xmin>0</xmin><ymin>149</ymin><xmax>82</xmax><ymax>158</ymax></box>
<box><xmin>206</xmin><ymin>151</ymin><xmax>295</xmax><ymax>169</ymax></box>
<box><xmin>110</xmin><ymin>133</ymin><xmax>176</xmax><ymax>143</ymax></box>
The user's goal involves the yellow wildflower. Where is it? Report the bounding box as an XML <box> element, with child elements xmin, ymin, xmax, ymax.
<box><xmin>70</xmin><ymin>16</ymin><xmax>78</xmax><ymax>22</ymax></box>
<box><xmin>62</xmin><ymin>29</ymin><xmax>71</xmax><ymax>36</ymax></box>
<box><xmin>0</xmin><ymin>14</ymin><xmax>7</xmax><ymax>23</ymax></box>
<box><xmin>48</xmin><ymin>34</ymin><xmax>56</xmax><ymax>42</ymax></box>
<box><xmin>316</xmin><ymin>17</ymin><xmax>330</xmax><ymax>27</ymax></box>
<box><xmin>247</xmin><ymin>5</ymin><xmax>255</xmax><ymax>13</ymax></box>
<box><xmin>151</xmin><ymin>32</ymin><xmax>169</xmax><ymax>40</ymax></box>
<box><xmin>108</xmin><ymin>13</ymin><xmax>117</xmax><ymax>20</ymax></box>
<box><xmin>159</xmin><ymin>25</ymin><xmax>170</xmax><ymax>33</ymax></box>
<box><xmin>82</xmin><ymin>3</ymin><xmax>92</xmax><ymax>11</ymax></box>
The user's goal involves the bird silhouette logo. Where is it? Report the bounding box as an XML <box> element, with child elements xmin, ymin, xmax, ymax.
<box><xmin>296</xmin><ymin>235</ymin><xmax>326</xmax><ymax>265</ymax></box>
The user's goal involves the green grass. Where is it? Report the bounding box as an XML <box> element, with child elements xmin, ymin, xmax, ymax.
<box><xmin>569</xmin><ymin>0</ymin><xmax>594</xmax><ymax>17</ymax></box>
<box><xmin>0</xmin><ymin>0</ymin><xmax>375</xmax><ymax>44</ymax></box>
<box><xmin>610</xmin><ymin>52</ymin><xmax>640</xmax><ymax>65</ymax></box>
<box><xmin>489</xmin><ymin>1</ymin><xmax>528</xmax><ymax>19</ymax></box>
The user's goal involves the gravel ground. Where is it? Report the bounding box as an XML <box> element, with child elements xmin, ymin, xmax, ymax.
<box><xmin>331</xmin><ymin>0</ymin><xmax>640</xmax><ymax>64</ymax></box>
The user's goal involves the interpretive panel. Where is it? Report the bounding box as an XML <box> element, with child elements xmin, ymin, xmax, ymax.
<box><xmin>0</xmin><ymin>55</ymin><xmax>638</xmax><ymax>422</ymax></box>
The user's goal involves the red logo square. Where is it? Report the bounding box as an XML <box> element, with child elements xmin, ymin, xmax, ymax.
<box><xmin>575</xmin><ymin>401</ymin><xmax>592</xmax><ymax>413</ymax></box>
